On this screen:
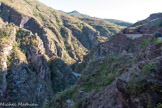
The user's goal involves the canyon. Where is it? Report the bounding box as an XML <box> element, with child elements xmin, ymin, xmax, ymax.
<box><xmin>0</xmin><ymin>0</ymin><xmax>161</xmax><ymax>108</ymax></box>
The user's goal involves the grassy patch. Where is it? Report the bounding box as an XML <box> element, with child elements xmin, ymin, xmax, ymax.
<box><xmin>140</xmin><ymin>38</ymin><xmax>153</xmax><ymax>49</ymax></box>
<box><xmin>80</xmin><ymin>55</ymin><xmax>127</xmax><ymax>92</ymax></box>
<box><xmin>154</xmin><ymin>39</ymin><xmax>162</xmax><ymax>45</ymax></box>
<box><xmin>141</xmin><ymin>62</ymin><xmax>156</xmax><ymax>76</ymax></box>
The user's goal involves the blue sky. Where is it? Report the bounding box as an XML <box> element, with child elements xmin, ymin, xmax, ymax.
<box><xmin>38</xmin><ymin>0</ymin><xmax>162</xmax><ymax>23</ymax></box>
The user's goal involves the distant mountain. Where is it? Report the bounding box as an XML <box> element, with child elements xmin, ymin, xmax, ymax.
<box><xmin>1</xmin><ymin>0</ymin><xmax>161</xmax><ymax>108</ymax></box>
<box><xmin>67</xmin><ymin>10</ymin><xmax>91</xmax><ymax>18</ymax></box>
<box><xmin>105</xmin><ymin>19</ymin><xmax>132</xmax><ymax>27</ymax></box>
<box><xmin>60</xmin><ymin>10</ymin><xmax>128</xmax><ymax>37</ymax></box>
<box><xmin>64</xmin><ymin>10</ymin><xmax>132</xmax><ymax>27</ymax></box>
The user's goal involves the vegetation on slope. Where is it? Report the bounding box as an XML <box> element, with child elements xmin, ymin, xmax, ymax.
<box><xmin>1</xmin><ymin>0</ymin><xmax>161</xmax><ymax>108</ymax></box>
<box><xmin>63</xmin><ymin>10</ymin><xmax>129</xmax><ymax>38</ymax></box>
<box><xmin>80</xmin><ymin>17</ymin><xmax>124</xmax><ymax>37</ymax></box>
<box><xmin>105</xmin><ymin>19</ymin><xmax>132</xmax><ymax>27</ymax></box>
<box><xmin>48</xmin><ymin>38</ymin><xmax>162</xmax><ymax>108</ymax></box>
<box><xmin>46</xmin><ymin>14</ymin><xmax>162</xmax><ymax>107</ymax></box>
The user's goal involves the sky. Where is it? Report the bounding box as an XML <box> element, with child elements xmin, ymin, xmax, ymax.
<box><xmin>38</xmin><ymin>0</ymin><xmax>162</xmax><ymax>23</ymax></box>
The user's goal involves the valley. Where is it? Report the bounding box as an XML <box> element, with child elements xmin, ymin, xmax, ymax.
<box><xmin>0</xmin><ymin>0</ymin><xmax>161</xmax><ymax>108</ymax></box>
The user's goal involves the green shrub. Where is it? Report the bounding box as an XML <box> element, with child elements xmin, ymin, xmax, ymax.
<box><xmin>154</xmin><ymin>39</ymin><xmax>162</xmax><ymax>45</ymax></box>
<box><xmin>142</xmin><ymin>62</ymin><xmax>156</xmax><ymax>76</ymax></box>
<box><xmin>59</xmin><ymin>86</ymin><xmax>76</xmax><ymax>101</ymax></box>
<box><xmin>140</xmin><ymin>38</ymin><xmax>153</xmax><ymax>49</ymax></box>
<box><xmin>159</xmin><ymin>21</ymin><xmax>162</xmax><ymax>27</ymax></box>
<box><xmin>78</xmin><ymin>22</ymin><xmax>83</xmax><ymax>30</ymax></box>
<box><xmin>156</xmin><ymin>103</ymin><xmax>162</xmax><ymax>108</ymax></box>
<box><xmin>102</xmin><ymin>75</ymin><xmax>115</xmax><ymax>86</ymax></box>
<box><xmin>80</xmin><ymin>56</ymin><xmax>127</xmax><ymax>92</ymax></box>
<box><xmin>127</xmin><ymin>78</ymin><xmax>147</xmax><ymax>96</ymax></box>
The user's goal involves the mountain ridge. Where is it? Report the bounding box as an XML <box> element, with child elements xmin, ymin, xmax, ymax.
<box><xmin>0</xmin><ymin>0</ymin><xmax>161</xmax><ymax>108</ymax></box>
<box><xmin>49</xmin><ymin>12</ymin><xmax>162</xmax><ymax>108</ymax></box>
<box><xmin>0</xmin><ymin>0</ymin><xmax>127</xmax><ymax>107</ymax></box>
<box><xmin>63</xmin><ymin>10</ymin><xmax>132</xmax><ymax>27</ymax></box>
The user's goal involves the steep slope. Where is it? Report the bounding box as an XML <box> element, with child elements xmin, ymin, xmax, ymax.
<box><xmin>64</xmin><ymin>10</ymin><xmax>129</xmax><ymax>38</ymax></box>
<box><xmin>0</xmin><ymin>0</ymin><xmax>126</xmax><ymax>64</ymax></box>
<box><xmin>66</xmin><ymin>10</ymin><xmax>132</xmax><ymax>27</ymax></box>
<box><xmin>0</xmin><ymin>0</ymin><xmax>126</xmax><ymax>107</ymax></box>
<box><xmin>0</xmin><ymin>0</ymin><xmax>100</xmax><ymax>107</ymax></box>
<box><xmin>105</xmin><ymin>19</ymin><xmax>132</xmax><ymax>27</ymax></box>
<box><xmin>0</xmin><ymin>20</ymin><xmax>81</xmax><ymax>107</ymax></box>
<box><xmin>123</xmin><ymin>13</ymin><xmax>162</xmax><ymax>34</ymax></box>
<box><xmin>49</xmin><ymin>13</ymin><xmax>162</xmax><ymax>108</ymax></box>
<box><xmin>1</xmin><ymin>0</ymin><xmax>160</xmax><ymax>108</ymax></box>
<box><xmin>80</xmin><ymin>17</ymin><xmax>124</xmax><ymax>37</ymax></box>
<box><xmin>0</xmin><ymin>0</ymin><xmax>97</xmax><ymax>64</ymax></box>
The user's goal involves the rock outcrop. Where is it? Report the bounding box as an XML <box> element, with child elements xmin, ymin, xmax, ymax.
<box><xmin>0</xmin><ymin>0</ymin><xmax>161</xmax><ymax>108</ymax></box>
<box><xmin>51</xmin><ymin>13</ymin><xmax>162</xmax><ymax>108</ymax></box>
<box><xmin>0</xmin><ymin>25</ymin><xmax>16</xmax><ymax>99</ymax></box>
<box><xmin>0</xmin><ymin>0</ymin><xmax>125</xmax><ymax>107</ymax></box>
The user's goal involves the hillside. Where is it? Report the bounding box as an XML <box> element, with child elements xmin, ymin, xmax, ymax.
<box><xmin>123</xmin><ymin>13</ymin><xmax>162</xmax><ymax>34</ymax></box>
<box><xmin>0</xmin><ymin>0</ymin><xmax>161</xmax><ymax>108</ymax></box>
<box><xmin>80</xmin><ymin>17</ymin><xmax>124</xmax><ymax>37</ymax></box>
<box><xmin>66</xmin><ymin>10</ymin><xmax>132</xmax><ymax>27</ymax></box>
<box><xmin>49</xmin><ymin>13</ymin><xmax>162</xmax><ymax>108</ymax></box>
<box><xmin>0</xmin><ymin>0</ymin><xmax>127</xmax><ymax>107</ymax></box>
<box><xmin>64</xmin><ymin>10</ymin><xmax>132</xmax><ymax>37</ymax></box>
<box><xmin>105</xmin><ymin>19</ymin><xmax>132</xmax><ymax>27</ymax></box>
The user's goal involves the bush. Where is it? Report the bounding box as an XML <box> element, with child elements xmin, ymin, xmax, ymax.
<box><xmin>140</xmin><ymin>38</ymin><xmax>153</xmax><ymax>49</ymax></box>
<box><xmin>127</xmin><ymin>78</ymin><xmax>147</xmax><ymax>96</ymax></box>
<box><xmin>142</xmin><ymin>62</ymin><xmax>156</xmax><ymax>76</ymax></box>
<box><xmin>154</xmin><ymin>39</ymin><xmax>162</xmax><ymax>45</ymax></box>
<box><xmin>156</xmin><ymin>103</ymin><xmax>162</xmax><ymax>108</ymax></box>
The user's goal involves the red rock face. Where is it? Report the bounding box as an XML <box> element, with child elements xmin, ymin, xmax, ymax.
<box><xmin>140</xmin><ymin>27</ymin><xmax>150</xmax><ymax>34</ymax></box>
<box><xmin>79</xmin><ymin>33</ymin><xmax>162</xmax><ymax>108</ymax></box>
<box><xmin>124</xmin><ymin>29</ymin><xmax>134</xmax><ymax>34</ymax></box>
<box><xmin>122</xmin><ymin>13</ymin><xmax>162</xmax><ymax>35</ymax></box>
<box><xmin>98</xmin><ymin>34</ymin><xmax>130</xmax><ymax>56</ymax></box>
<box><xmin>123</xmin><ymin>27</ymin><xmax>162</xmax><ymax>35</ymax></box>
<box><xmin>140</xmin><ymin>27</ymin><xmax>162</xmax><ymax>34</ymax></box>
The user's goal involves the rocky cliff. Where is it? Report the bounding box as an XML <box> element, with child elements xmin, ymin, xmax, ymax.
<box><xmin>0</xmin><ymin>0</ymin><xmax>127</xmax><ymax>107</ymax></box>
<box><xmin>50</xmin><ymin>13</ymin><xmax>162</xmax><ymax>108</ymax></box>
<box><xmin>0</xmin><ymin>0</ymin><xmax>161</xmax><ymax>108</ymax></box>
